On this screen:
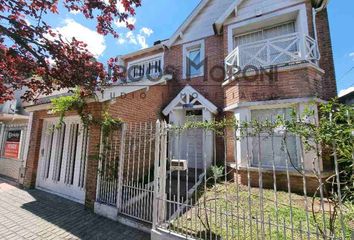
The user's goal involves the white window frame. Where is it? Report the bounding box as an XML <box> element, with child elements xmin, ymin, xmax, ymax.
<box><xmin>227</xmin><ymin>4</ymin><xmax>309</xmax><ymax>54</ymax></box>
<box><xmin>248</xmin><ymin>105</ymin><xmax>302</xmax><ymax>170</ymax></box>
<box><xmin>182</xmin><ymin>40</ymin><xmax>205</xmax><ymax>79</ymax></box>
<box><xmin>126</xmin><ymin>53</ymin><xmax>164</xmax><ymax>80</ymax></box>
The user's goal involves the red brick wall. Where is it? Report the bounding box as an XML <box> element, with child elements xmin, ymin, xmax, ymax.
<box><xmin>306</xmin><ymin>4</ymin><xmax>337</xmax><ymax>100</ymax></box>
<box><xmin>164</xmin><ymin>35</ymin><xmax>225</xmax><ymax>109</ymax></box>
<box><xmin>106</xmin><ymin>85</ymin><xmax>168</xmax><ymax>122</ymax></box>
<box><xmin>315</xmin><ymin>9</ymin><xmax>337</xmax><ymax>99</ymax></box>
<box><xmin>229</xmin><ymin>167</ymin><xmax>329</xmax><ymax>195</ymax></box>
<box><xmin>85</xmin><ymin>85</ymin><xmax>169</xmax><ymax>208</ymax></box>
<box><xmin>224</xmin><ymin>65</ymin><xmax>324</xmax><ymax>107</ymax></box>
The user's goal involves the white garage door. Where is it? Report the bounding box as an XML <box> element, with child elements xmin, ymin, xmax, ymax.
<box><xmin>36</xmin><ymin>117</ymin><xmax>88</xmax><ymax>203</ymax></box>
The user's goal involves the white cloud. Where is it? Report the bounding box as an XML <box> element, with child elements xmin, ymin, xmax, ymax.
<box><xmin>350</xmin><ymin>52</ymin><xmax>354</xmax><ymax>60</ymax></box>
<box><xmin>69</xmin><ymin>9</ymin><xmax>80</xmax><ymax>15</ymax></box>
<box><xmin>54</xmin><ymin>19</ymin><xmax>106</xmax><ymax>57</ymax></box>
<box><xmin>117</xmin><ymin>38</ymin><xmax>126</xmax><ymax>44</ymax></box>
<box><xmin>126</xmin><ymin>31</ymin><xmax>138</xmax><ymax>45</ymax></box>
<box><xmin>137</xmin><ymin>34</ymin><xmax>148</xmax><ymax>49</ymax></box>
<box><xmin>338</xmin><ymin>86</ymin><xmax>354</xmax><ymax>97</ymax></box>
<box><xmin>140</xmin><ymin>27</ymin><xmax>153</xmax><ymax>37</ymax></box>
<box><xmin>115</xmin><ymin>17</ymin><xmax>136</xmax><ymax>28</ymax></box>
<box><xmin>117</xmin><ymin>27</ymin><xmax>154</xmax><ymax>49</ymax></box>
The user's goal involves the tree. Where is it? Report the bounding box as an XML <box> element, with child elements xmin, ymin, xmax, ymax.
<box><xmin>0</xmin><ymin>0</ymin><xmax>141</xmax><ymax>103</ymax></box>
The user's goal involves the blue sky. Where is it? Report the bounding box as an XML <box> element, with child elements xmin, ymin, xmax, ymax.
<box><xmin>45</xmin><ymin>0</ymin><xmax>353</xmax><ymax>95</ymax></box>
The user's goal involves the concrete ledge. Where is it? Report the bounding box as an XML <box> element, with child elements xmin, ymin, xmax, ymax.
<box><xmin>94</xmin><ymin>202</ymin><xmax>118</xmax><ymax>221</ymax></box>
<box><xmin>94</xmin><ymin>202</ymin><xmax>152</xmax><ymax>233</ymax></box>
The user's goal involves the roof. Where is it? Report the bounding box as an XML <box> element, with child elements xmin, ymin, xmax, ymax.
<box><xmin>162</xmin><ymin>85</ymin><xmax>218</xmax><ymax>115</ymax></box>
<box><xmin>338</xmin><ymin>89</ymin><xmax>354</xmax><ymax>104</ymax></box>
<box><xmin>119</xmin><ymin>42</ymin><xmax>165</xmax><ymax>60</ymax></box>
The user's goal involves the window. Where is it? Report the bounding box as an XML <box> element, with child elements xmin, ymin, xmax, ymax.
<box><xmin>183</xmin><ymin>40</ymin><xmax>205</xmax><ymax>79</ymax></box>
<box><xmin>127</xmin><ymin>54</ymin><xmax>163</xmax><ymax>81</ymax></box>
<box><xmin>251</xmin><ymin>108</ymin><xmax>299</xmax><ymax>169</ymax></box>
<box><xmin>234</xmin><ymin>22</ymin><xmax>296</xmax><ymax>48</ymax></box>
<box><xmin>188</xmin><ymin>48</ymin><xmax>201</xmax><ymax>76</ymax></box>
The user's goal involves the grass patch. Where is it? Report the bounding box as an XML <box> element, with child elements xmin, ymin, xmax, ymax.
<box><xmin>169</xmin><ymin>183</ymin><xmax>353</xmax><ymax>239</ymax></box>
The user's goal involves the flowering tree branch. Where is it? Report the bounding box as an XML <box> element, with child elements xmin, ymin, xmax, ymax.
<box><xmin>0</xmin><ymin>0</ymin><xmax>141</xmax><ymax>103</ymax></box>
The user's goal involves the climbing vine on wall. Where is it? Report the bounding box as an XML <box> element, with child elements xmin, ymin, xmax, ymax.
<box><xmin>50</xmin><ymin>87</ymin><xmax>123</xmax><ymax>136</ymax></box>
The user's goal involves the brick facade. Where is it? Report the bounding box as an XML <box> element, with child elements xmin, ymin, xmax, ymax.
<box><xmin>224</xmin><ymin>64</ymin><xmax>325</xmax><ymax>107</ymax></box>
<box><xmin>23</xmin><ymin>85</ymin><xmax>169</xmax><ymax>208</ymax></box>
<box><xmin>228</xmin><ymin>167</ymin><xmax>331</xmax><ymax>195</ymax></box>
<box><xmin>22</xmin><ymin>1</ymin><xmax>337</xmax><ymax>207</ymax></box>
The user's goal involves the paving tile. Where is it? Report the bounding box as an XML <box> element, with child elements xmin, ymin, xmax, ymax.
<box><xmin>0</xmin><ymin>180</ymin><xmax>150</xmax><ymax>240</ymax></box>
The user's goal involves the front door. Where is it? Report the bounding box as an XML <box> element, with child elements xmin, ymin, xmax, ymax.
<box><xmin>36</xmin><ymin>117</ymin><xmax>88</xmax><ymax>203</ymax></box>
<box><xmin>172</xmin><ymin>110</ymin><xmax>204</xmax><ymax>169</ymax></box>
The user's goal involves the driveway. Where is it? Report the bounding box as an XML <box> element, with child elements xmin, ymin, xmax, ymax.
<box><xmin>0</xmin><ymin>179</ymin><xmax>150</xmax><ymax>240</ymax></box>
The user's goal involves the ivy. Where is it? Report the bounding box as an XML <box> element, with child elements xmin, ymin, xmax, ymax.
<box><xmin>51</xmin><ymin>88</ymin><xmax>123</xmax><ymax>132</ymax></box>
<box><xmin>51</xmin><ymin>87</ymin><xmax>88</xmax><ymax>127</ymax></box>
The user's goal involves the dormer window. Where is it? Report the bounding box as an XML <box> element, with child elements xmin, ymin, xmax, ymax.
<box><xmin>183</xmin><ymin>40</ymin><xmax>205</xmax><ymax>79</ymax></box>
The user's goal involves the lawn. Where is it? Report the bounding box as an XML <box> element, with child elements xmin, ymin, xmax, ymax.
<box><xmin>169</xmin><ymin>183</ymin><xmax>354</xmax><ymax>240</ymax></box>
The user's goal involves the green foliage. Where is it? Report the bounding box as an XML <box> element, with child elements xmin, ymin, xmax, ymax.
<box><xmin>100</xmin><ymin>110</ymin><xmax>123</xmax><ymax>142</ymax></box>
<box><xmin>207</xmin><ymin>165</ymin><xmax>224</xmax><ymax>183</ymax></box>
<box><xmin>282</xmin><ymin>101</ymin><xmax>354</xmax><ymax>202</ymax></box>
<box><xmin>51</xmin><ymin>88</ymin><xmax>123</xmax><ymax>176</ymax></box>
<box><xmin>180</xmin><ymin>100</ymin><xmax>353</xmax><ymax>235</ymax></box>
<box><xmin>51</xmin><ymin>88</ymin><xmax>88</xmax><ymax>127</ymax></box>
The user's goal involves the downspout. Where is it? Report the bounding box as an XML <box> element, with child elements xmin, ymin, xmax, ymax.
<box><xmin>312</xmin><ymin>0</ymin><xmax>330</xmax><ymax>61</ymax></box>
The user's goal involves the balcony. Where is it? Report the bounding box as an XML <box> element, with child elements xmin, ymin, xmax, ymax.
<box><xmin>127</xmin><ymin>55</ymin><xmax>163</xmax><ymax>81</ymax></box>
<box><xmin>225</xmin><ymin>33</ymin><xmax>320</xmax><ymax>80</ymax></box>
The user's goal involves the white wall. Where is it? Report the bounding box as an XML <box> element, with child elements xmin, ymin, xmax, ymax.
<box><xmin>175</xmin><ymin>0</ymin><xmax>234</xmax><ymax>45</ymax></box>
<box><xmin>225</xmin><ymin>0</ymin><xmax>305</xmax><ymax>25</ymax></box>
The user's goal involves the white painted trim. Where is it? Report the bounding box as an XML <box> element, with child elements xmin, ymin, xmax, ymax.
<box><xmin>182</xmin><ymin>39</ymin><xmax>205</xmax><ymax>79</ymax></box>
<box><xmin>22</xmin><ymin>112</ymin><xmax>33</xmax><ymax>170</ymax></box>
<box><xmin>120</xmin><ymin>43</ymin><xmax>164</xmax><ymax>60</ymax></box>
<box><xmin>162</xmin><ymin>85</ymin><xmax>218</xmax><ymax>116</ymax></box>
<box><xmin>98</xmin><ymin>74</ymin><xmax>172</xmax><ymax>102</ymax></box>
<box><xmin>214</xmin><ymin>0</ymin><xmax>246</xmax><ymax>34</ymax></box>
<box><xmin>227</xmin><ymin>3</ymin><xmax>309</xmax><ymax>54</ymax></box>
<box><xmin>166</xmin><ymin>0</ymin><xmax>210</xmax><ymax>47</ymax></box>
<box><xmin>224</xmin><ymin>97</ymin><xmax>326</xmax><ymax>112</ymax></box>
<box><xmin>25</xmin><ymin>75</ymin><xmax>172</xmax><ymax>110</ymax></box>
<box><xmin>36</xmin><ymin>186</ymin><xmax>85</xmax><ymax>204</ymax></box>
<box><xmin>126</xmin><ymin>53</ymin><xmax>164</xmax><ymax>66</ymax></box>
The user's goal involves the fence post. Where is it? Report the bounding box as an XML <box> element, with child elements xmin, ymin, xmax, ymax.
<box><xmin>95</xmin><ymin>127</ymin><xmax>105</xmax><ymax>203</ymax></box>
<box><xmin>152</xmin><ymin>120</ymin><xmax>161</xmax><ymax>229</ymax></box>
<box><xmin>157</xmin><ymin>121</ymin><xmax>167</xmax><ymax>223</ymax></box>
<box><xmin>117</xmin><ymin>123</ymin><xmax>127</xmax><ymax>211</ymax></box>
<box><xmin>0</xmin><ymin>122</ymin><xmax>4</xmax><ymax>155</ymax></box>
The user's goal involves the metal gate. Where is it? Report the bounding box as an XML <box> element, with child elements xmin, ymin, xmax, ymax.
<box><xmin>96</xmin><ymin>121</ymin><xmax>167</xmax><ymax>223</ymax></box>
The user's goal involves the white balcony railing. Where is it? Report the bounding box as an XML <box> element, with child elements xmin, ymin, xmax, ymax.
<box><xmin>225</xmin><ymin>33</ymin><xmax>320</xmax><ymax>80</ymax></box>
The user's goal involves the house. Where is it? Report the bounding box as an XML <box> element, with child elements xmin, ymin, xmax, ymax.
<box><xmin>22</xmin><ymin>0</ymin><xmax>336</xmax><ymax>213</ymax></box>
<box><xmin>0</xmin><ymin>89</ymin><xmax>30</xmax><ymax>183</ymax></box>
<box><xmin>339</xmin><ymin>88</ymin><xmax>354</xmax><ymax>105</ymax></box>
